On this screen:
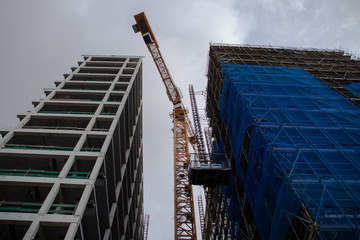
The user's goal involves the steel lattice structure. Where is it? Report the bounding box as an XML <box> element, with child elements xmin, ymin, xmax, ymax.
<box><xmin>144</xmin><ymin>214</ymin><xmax>150</xmax><ymax>240</ymax></box>
<box><xmin>173</xmin><ymin>108</ymin><xmax>197</xmax><ymax>239</ymax></box>
<box><xmin>189</xmin><ymin>85</ymin><xmax>206</xmax><ymax>155</ymax></box>
<box><xmin>198</xmin><ymin>195</ymin><xmax>206</xmax><ymax>240</ymax></box>
<box><xmin>133</xmin><ymin>12</ymin><xmax>197</xmax><ymax>239</ymax></box>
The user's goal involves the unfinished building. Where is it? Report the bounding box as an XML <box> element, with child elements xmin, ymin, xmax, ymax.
<box><xmin>0</xmin><ymin>55</ymin><xmax>144</xmax><ymax>239</ymax></box>
<box><xmin>205</xmin><ymin>44</ymin><xmax>360</xmax><ymax>239</ymax></box>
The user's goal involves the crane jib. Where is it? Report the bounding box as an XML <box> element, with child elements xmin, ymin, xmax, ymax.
<box><xmin>133</xmin><ymin>12</ymin><xmax>197</xmax><ymax>239</ymax></box>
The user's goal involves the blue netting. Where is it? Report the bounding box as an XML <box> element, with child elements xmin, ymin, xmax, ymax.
<box><xmin>345</xmin><ymin>82</ymin><xmax>360</xmax><ymax>98</ymax></box>
<box><xmin>218</xmin><ymin>64</ymin><xmax>360</xmax><ymax>240</ymax></box>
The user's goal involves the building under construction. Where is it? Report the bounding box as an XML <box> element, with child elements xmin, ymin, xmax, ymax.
<box><xmin>205</xmin><ymin>44</ymin><xmax>360</xmax><ymax>239</ymax></box>
<box><xmin>0</xmin><ymin>55</ymin><xmax>144</xmax><ymax>239</ymax></box>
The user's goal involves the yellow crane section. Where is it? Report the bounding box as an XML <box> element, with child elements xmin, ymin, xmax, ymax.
<box><xmin>133</xmin><ymin>12</ymin><xmax>197</xmax><ymax>240</ymax></box>
<box><xmin>133</xmin><ymin>12</ymin><xmax>181</xmax><ymax>107</ymax></box>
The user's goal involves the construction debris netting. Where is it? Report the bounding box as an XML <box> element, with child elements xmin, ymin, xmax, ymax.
<box><xmin>216</xmin><ymin>64</ymin><xmax>360</xmax><ymax>240</ymax></box>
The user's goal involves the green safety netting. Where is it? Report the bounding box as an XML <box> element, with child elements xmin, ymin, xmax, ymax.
<box><xmin>0</xmin><ymin>169</ymin><xmax>90</xmax><ymax>179</ymax></box>
<box><xmin>0</xmin><ymin>201</ymin><xmax>77</xmax><ymax>215</ymax></box>
<box><xmin>216</xmin><ymin>64</ymin><xmax>360</xmax><ymax>240</ymax></box>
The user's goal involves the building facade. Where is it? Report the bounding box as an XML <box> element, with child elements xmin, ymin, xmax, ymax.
<box><xmin>0</xmin><ymin>55</ymin><xmax>144</xmax><ymax>239</ymax></box>
<box><xmin>205</xmin><ymin>44</ymin><xmax>360</xmax><ymax>239</ymax></box>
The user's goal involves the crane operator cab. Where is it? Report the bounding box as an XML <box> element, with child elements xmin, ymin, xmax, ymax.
<box><xmin>189</xmin><ymin>153</ymin><xmax>231</xmax><ymax>187</ymax></box>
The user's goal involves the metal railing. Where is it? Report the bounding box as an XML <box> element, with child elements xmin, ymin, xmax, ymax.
<box><xmin>189</xmin><ymin>153</ymin><xmax>230</xmax><ymax>170</ymax></box>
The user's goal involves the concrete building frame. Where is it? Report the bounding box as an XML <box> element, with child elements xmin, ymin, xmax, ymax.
<box><xmin>0</xmin><ymin>55</ymin><xmax>144</xmax><ymax>240</ymax></box>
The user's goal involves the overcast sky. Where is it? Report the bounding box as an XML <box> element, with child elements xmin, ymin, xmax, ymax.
<box><xmin>0</xmin><ymin>0</ymin><xmax>359</xmax><ymax>239</ymax></box>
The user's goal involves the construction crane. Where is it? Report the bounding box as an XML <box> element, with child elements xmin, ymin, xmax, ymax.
<box><xmin>132</xmin><ymin>12</ymin><xmax>197</xmax><ymax>239</ymax></box>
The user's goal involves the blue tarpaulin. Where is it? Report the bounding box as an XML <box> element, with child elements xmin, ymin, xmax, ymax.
<box><xmin>345</xmin><ymin>82</ymin><xmax>360</xmax><ymax>98</ymax></box>
<box><xmin>217</xmin><ymin>64</ymin><xmax>360</xmax><ymax>239</ymax></box>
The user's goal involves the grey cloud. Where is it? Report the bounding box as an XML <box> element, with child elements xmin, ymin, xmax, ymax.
<box><xmin>0</xmin><ymin>0</ymin><xmax>359</xmax><ymax>239</ymax></box>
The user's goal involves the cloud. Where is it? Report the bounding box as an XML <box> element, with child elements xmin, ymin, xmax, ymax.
<box><xmin>0</xmin><ymin>1</ymin><xmax>359</xmax><ymax>239</ymax></box>
<box><xmin>240</xmin><ymin>0</ymin><xmax>360</xmax><ymax>55</ymax></box>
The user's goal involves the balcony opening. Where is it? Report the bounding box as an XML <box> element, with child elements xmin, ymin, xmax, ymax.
<box><xmin>92</xmin><ymin>119</ymin><xmax>113</xmax><ymax>131</ymax></box>
<box><xmin>35</xmin><ymin>222</ymin><xmax>81</xmax><ymax>239</ymax></box>
<box><xmin>0</xmin><ymin>153</ymin><xmax>68</xmax><ymax>178</ymax></box>
<box><xmin>91</xmin><ymin>57</ymin><xmax>126</xmax><ymax>62</ymax></box>
<box><xmin>126</xmin><ymin>63</ymin><xmax>137</xmax><ymax>68</ymax></box>
<box><xmin>24</xmin><ymin>116</ymin><xmax>90</xmax><ymax>131</ymax></box>
<box><xmin>3</xmin><ymin>133</ymin><xmax>80</xmax><ymax>152</ymax></box>
<box><xmin>39</xmin><ymin>103</ymin><xmax>98</xmax><ymax>115</ymax></box>
<box><xmin>0</xmin><ymin>184</ymin><xmax>52</xmax><ymax>213</ymax></box>
<box><xmin>107</xmin><ymin>94</ymin><xmax>123</xmax><ymax>103</ymax></box>
<box><xmin>122</xmin><ymin>69</ymin><xmax>134</xmax><ymax>75</ymax></box>
<box><xmin>113</xmin><ymin>84</ymin><xmax>128</xmax><ymax>92</ymax></box>
<box><xmin>0</xmin><ymin>222</ymin><xmax>31</xmax><ymax>239</ymax></box>
<box><xmin>118</xmin><ymin>76</ymin><xmax>131</xmax><ymax>83</ymax></box>
<box><xmin>85</xmin><ymin>61</ymin><xmax>123</xmax><ymax>68</ymax></box>
<box><xmin>68</xmin><ymin>156</ymin><xmax>96</xmax><ymax>179</ymax></box>
<box><xmin>100</xmin><ymin>105</ymin><xmax>119</xmax><ymax>115</ymax></box>
<box><xmin>70</xmin><ymin>74</ymin><xmax>115</xmax><ymax>82</ymax></box>
<box><xmin>62</xmin><ymin>83</ymin><xmax>111</xmax><ymax>91</ymax></box>
<box><xmin>48</xmin><ymin>185</ymin><xmax>86</xmax><ymax>215</ymax></box>
<box><xmin>129</xmin><ymin>58</ymin><xmax>139</xmax><ymax>63</ymax></box>
<box><xmin>78</xmin><ymin>67</ymin><xmax>120</xmax><ymax>74</ymax></box>
<box><xmin>52</xmin><ymin>92</ymin><xmax>105</xmax><ymax>102</ymax></box>
<box><xmin>80</xmin><ymin>135</ymin><xmax>105</xmax><ymax>152</ymax></box>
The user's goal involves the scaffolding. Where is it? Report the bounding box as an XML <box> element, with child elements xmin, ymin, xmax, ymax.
<box><xmin>198</xmin><ymin>195</ymin><xmax>206</xmax><ymax>240</ymax></box>
<box><xmin>206</xmin><ymin>44</ymin><xmax>360</xmax><ymax>240</ymax></box>
<box><xmin>144</xmin><ymin>214</ymin><xmax>150</xmax><ymax>240</ymax></box>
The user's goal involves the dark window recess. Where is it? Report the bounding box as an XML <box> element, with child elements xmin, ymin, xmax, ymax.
<box><xmin>100</xmin><ymin>105</ymin><xmax>119</xmax><ymax>115</ymax></box>
<box><xmin>107</xmin><ymin>95</ymin><xmax>123</xmax><ymax>102</ymax></box>
<box><xmin>118</xmin><ymin>76</ymin><xmax>131</xmax><ymax>82</ymax></box>
<box><xmin>81</xmin><ymin>136</ymin><xmax>105</xmax><ymax>152</ymax></box>
<box><xmin>0</xmin><ymin>185</ymin><xmax>52</xmax><ymax>210</ymax></box>
<box><xmin>78</xmin><ymin>67</ymin><xmax>120</xmax><ymax>74</ymax></box>
<box><xmin>123</xmin><ymin>69</ymin><xmax>134</xmax><ymax>75</ymax></box>
<box><xmin>39</xmin><ymin>103</ymin><xmax>98</xmax><ymax>115</ymax></box>
<box><xmin>69</xmin><ymin>156</ymin><xmax>96</xmax><ymax>179</ymax></box>
<box><xmin>49</xmin><ymin>185</ymin><xmax>87</xmax><ymax>216</ymax></box>
<box><xmin>129</xmin><ymin>58</ymin><xmax>139</xmax><ymax>63</ymax></box>
<box><xmin>0</xmin><ymin>154</ymin><xmax>68</xmax><ymax>178</ymax></box>
<box><xmin>3</xmin><ymin>133</ymin><xmax>80</xmax><ymax>152</ymax></box>
<box><xmin>113</xmin><ymin>84</ymin><xmax>128</xmax><ymax>91</ymax></box>
<box><xmin>24</xmin><ymin>117</ymin><xmax>89</xmax><ymax>131</ymax></box>
<box><xmin>85</xmin><ymin>61</ymin><xmax>123</xmax><ymax>68</ymax></box>
<box><xmin>126</xmin><ymin>63</ymin><xmax>137</xmax><ymax>68</ymax></box>
<box><xmin>90</xmin><ymin>57</ymin><xmax>126</xmax><ymax>62</ymax></box>
<box><xmin>92</xmin><ymin>119</ymin><xmax>112</xmax><ymax>131</ymax></box>
<box><xmin>62</xmin><ymin>83</ymin><xmax>110</xmax><ymax>91</ymax></box>
<box><xmin>52</xmin><ymin>93</ymin><xmax>104</xmax><ymax>102</ymax></box>
<box><xmin>34</xmin><ymin>223</ymin><xmax>81</xmax><ymax>239</ymax></box>
<box><xmin>0</xmin><ymin>223</ymin><xmax>31</xmax><ymax>239</ymax></box>
<box><xmin>70</xmin><ymin>74</ymin><xmax>115</xmax><ymax>82</ymax></box>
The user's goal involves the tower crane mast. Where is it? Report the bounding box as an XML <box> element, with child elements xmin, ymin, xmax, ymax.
<box><xmin>133</xmin><ymin>12</ymin><xmax>197</xmax><ymax>240</ymax></box>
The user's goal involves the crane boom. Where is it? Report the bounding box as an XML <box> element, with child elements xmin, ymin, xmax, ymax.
<box><xmin>133</xmin><ymin>12</ymin><xmax>182</xmax><ymax>107</ymax></box>
<box><xmin>133</xmin><ymin>12</ymin><xmax>197</xmax><ymax>240</ymax></box>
